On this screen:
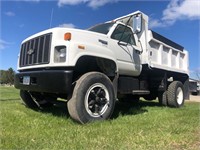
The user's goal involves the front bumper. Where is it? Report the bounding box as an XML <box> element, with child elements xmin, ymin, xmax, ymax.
<box><xmin>14</xmin><ymin>70</ymin><xmax>73</xmax><ymax>94</ymax></box>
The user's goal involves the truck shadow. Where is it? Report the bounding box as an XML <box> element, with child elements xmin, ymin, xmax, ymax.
<box><xmin>39</xmin><ymin>103</ymin><xmax>70</xmax><ymax>119</ymax></box>
<box><xmin>38</xmin><ymin>100</ymin><xmax>162</xmax><ymax>120</ymax></box>
<box><xmin>112</xmin><ymin>100</ymin><xmax>161</xmax><ymax>119</ymax></box>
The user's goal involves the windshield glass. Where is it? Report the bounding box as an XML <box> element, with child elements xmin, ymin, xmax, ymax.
<box><xmin>88</xmin><ymin>23</ymin><xmax>114</xmax><ymax>35</ymax></box>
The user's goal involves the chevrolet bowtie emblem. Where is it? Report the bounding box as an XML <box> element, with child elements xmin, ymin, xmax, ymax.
<box><xmin>27</xmin><ymin>49</ymin><xmax>34</xmax><ymax>55</ymax></box>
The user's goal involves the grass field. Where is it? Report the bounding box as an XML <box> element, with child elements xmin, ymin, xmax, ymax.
<box><xmin>0</xmin><ymin>86</ymin><xmax>199</xmax><ymax>150</ymax></box>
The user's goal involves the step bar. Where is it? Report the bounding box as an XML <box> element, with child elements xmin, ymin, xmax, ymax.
<box><xmin>132</xmin><ymin>90</ymin><xmax>150</xmax><ymax>95</ymax></box>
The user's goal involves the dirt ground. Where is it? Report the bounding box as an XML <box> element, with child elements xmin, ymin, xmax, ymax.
<box><xmin>187</xmin><ymin>95</ymin><xmax>200</xmax><ymax>102</ymax></box>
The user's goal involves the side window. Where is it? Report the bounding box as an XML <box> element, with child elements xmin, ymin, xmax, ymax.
<box><xmin>111</xmin><ymin>24</ymin><xmax>136</xmax><ymax>45</ymax></box>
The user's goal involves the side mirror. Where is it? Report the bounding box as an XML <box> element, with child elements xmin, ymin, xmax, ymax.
<box><xmin>133</xmin><ymin>14</ymin><xmax>142</xmax><ymax>33</ymax></box>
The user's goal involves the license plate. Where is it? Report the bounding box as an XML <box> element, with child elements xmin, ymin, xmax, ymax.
<box><xmin>23</xmin><ymin>76</ymin><xmax>30</xmax><ymax>85</ymax></box>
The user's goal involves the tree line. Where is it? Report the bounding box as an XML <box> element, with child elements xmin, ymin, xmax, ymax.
<box><xmin>0</xmin><ymin>68</ymin><xmax>15</xmax><ymax>85</ymax></box>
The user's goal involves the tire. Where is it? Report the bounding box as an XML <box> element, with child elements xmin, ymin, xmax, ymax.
<box><xmin>167</xmin><ymin>81</ymin><xmax>184</xmax><ymax>108</ymax></box>
<box><xmin>158</xmin><ymin>91</ymin><xmax>167</xmax><ymax>106</ymax></box>
<box><xmin>20</xmin><ymin>90</ymin><xmax>39</xmax><ymax>109</ymax></box>
<box><xmin>67</xmin><ymin>72</ymin><xmax>115</xmax><ymax>124</ymax></box>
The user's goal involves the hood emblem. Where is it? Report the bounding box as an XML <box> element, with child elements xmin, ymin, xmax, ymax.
<box><xmin>27</xmin><ymin>49</ymin><xmax>34</xmax><ymax>55</ymax></box>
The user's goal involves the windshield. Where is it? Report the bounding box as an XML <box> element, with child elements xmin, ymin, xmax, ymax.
<box><xmin>88</xmin><ymin>23</ymin><xmax>114</xmax><ymax>35</ymax></box>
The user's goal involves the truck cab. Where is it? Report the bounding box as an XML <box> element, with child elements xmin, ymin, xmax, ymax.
<box><xmin>88</xmin><ymin>21</ymin><xmax>142</xmax><ymax>76</ymax></box>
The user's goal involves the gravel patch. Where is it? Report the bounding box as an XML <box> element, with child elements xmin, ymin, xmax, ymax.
<box><xmin>186</xmin><ymin>95</ymin><xmax>200</xmax><ymax>102</ymax></box>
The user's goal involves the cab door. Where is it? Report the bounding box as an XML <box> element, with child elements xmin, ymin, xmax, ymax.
<box><xmin>109</xmin><ymin>24</ymin><xmax>141</xmax><ymax>76</ymax></box>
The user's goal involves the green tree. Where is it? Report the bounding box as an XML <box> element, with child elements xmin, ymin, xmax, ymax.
<box><xmin>0</xmin><ymin>70</ymin><xmax>8</xmax><ymax>84</ymax></box>
<box><xmin>7</xmin><ymin>68</ymin><xmax>15</xmax><ymax>85</ymax></box>
<box><xmin>0</xmin><ymin>68</ymin><xmax>15</xmax><ymax>85</ymax></box>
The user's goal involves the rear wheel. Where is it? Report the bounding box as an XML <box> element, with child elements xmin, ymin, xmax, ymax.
<box><xmin>67</xmin><ymin>72</ymin><xmax>115</xmax><ymax>124</ymax></box>
<box><xmin>167</xmin><ymin>81</ymin><xmax>184</xmax><ymax>108</ymax></box>
<box><xmin>158</xmin><ymin>91</ymin><xmax>167</xmax><ymax>106</ymax></box>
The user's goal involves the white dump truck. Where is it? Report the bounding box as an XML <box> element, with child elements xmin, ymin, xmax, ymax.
<box><xmin>15</xmin><ymin>11</ymin><xmax>189</xmax><ymax>124</ymax></box>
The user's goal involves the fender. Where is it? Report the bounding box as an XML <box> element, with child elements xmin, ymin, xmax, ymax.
<box><xmin>67</xmin><ymin>29</ymin><xmax>119</xmax><ymax>73</ymax></box>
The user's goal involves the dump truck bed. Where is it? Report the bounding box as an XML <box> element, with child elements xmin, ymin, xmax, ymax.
<box><xmin>147</xmin><ymin>30</ymin><xmax>188</xmax><ymax>74</ymax></box>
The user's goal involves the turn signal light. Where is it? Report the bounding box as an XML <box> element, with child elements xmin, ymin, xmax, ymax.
<box><xmin>78</xmin><ymin>45</ymin><xmax>85</xmax><ymax>50</ymax></box>
<box><xmin>64</xmin><ymin>33</ymin><xmax>71</xmax><ymax>41</ymax></box>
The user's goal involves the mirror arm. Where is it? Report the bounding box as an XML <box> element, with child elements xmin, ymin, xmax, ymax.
<box><xmin>138</xmin><ymin>39</ymin><xmax>143</xmax><ymax>55</ymax></box>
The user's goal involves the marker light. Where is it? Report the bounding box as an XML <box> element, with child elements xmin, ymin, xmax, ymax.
<box><xmin>78</xmin><ymin>45</ymin><xmax>85</xmax><ymax>50</ymax></box>
<box><xmin>64</xmin><ymin>33</ymin><xmax>71</xmax><ymax>41</ymax></box>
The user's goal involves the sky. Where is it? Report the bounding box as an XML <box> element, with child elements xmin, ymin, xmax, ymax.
<box><xmin>0</xmin><ymin>0</ymin><xmax>200</xmax><ymax>79</ymax></box>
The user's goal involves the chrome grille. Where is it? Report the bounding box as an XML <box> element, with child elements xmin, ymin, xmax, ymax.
<box><xmin>19</xmin><ymin>33</ymin><xmax>52</xmax><ymax>67</ymax></box>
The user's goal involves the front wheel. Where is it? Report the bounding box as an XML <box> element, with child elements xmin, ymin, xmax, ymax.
<box><xmin>67</xmin><ymin>72</ymin><xmax>115</xmax><ymax>124</ymax></box>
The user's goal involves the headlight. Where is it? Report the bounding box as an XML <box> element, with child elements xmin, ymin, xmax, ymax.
<box><xmin>54</xmin><ymin>46</ymin><xmax>66</xmax><ymax>63</ymax></box>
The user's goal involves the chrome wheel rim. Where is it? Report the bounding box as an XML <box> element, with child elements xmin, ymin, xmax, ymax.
<box><xmin>85</xmin><ymin>83</ymin><xmax>110</xmax><ymax>117</ymax></box>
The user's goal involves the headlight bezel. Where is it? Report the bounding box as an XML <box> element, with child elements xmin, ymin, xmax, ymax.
<box><xmin>54</xmin><ymin>46</ymin><xmax>67</xmax><ymax>63</ymax></box>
